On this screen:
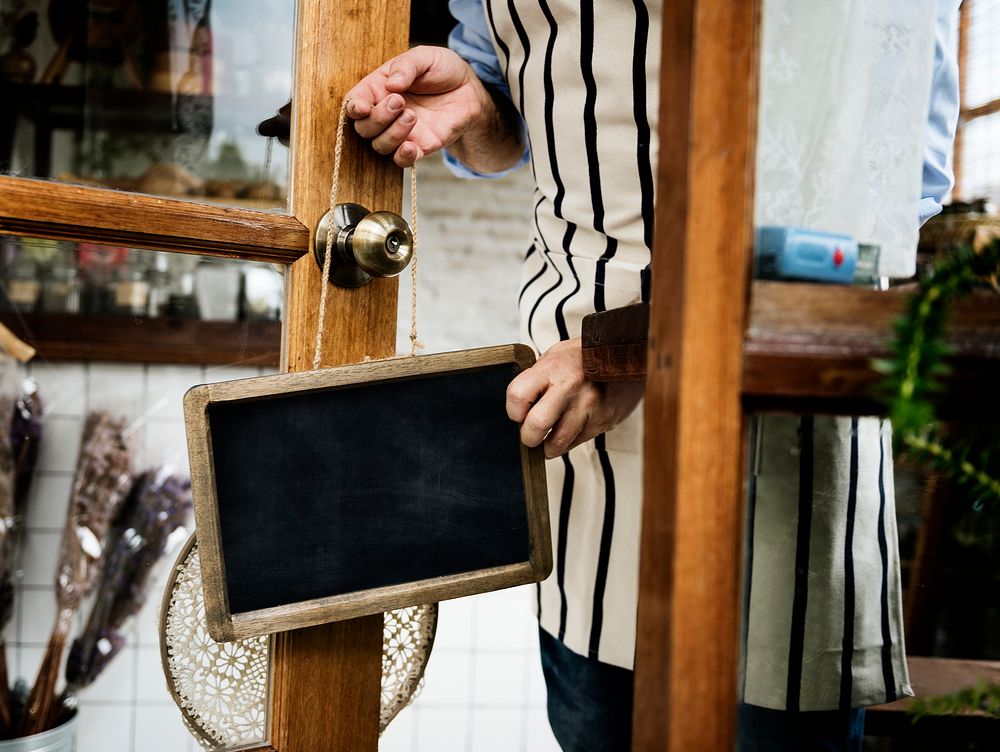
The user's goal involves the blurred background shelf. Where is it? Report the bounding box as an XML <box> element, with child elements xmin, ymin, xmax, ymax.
<box><xmin>0</xmin><ymin>84</ymin><xmax>278</xmax><ymax>172</ymax></box>
<box><xmin>0</xmin><ymin>311</ymin><xmax>280</xmax><ymax>365</ymax></box>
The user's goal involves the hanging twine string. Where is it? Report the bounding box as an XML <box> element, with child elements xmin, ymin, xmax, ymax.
<box><xmin>408</xmin><ymin>167</ymin><xmax>423</xmax><ymax>356</ymax></box>
<box><xmin>312</xmin><ymin>99</ymin><xmax>348</xmax><ymax>370</ymax></box>
<box><xmin>313</xmin><ymin>99</ymin><xmax>421</xmax><ymax>369</ymax></box>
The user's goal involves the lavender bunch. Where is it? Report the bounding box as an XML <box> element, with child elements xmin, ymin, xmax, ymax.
<box><xmin>0</xmin><ymin>381</ymin><xmax>44</xmax><ymax>634</ymax></box>
<box><xmin>0</xmin><ymin>380</ymin><xmax>42</xmax><ymax>737</ymax></box>
<box><xmin>0</xmin><ymin>394</ymin><xmax>21</xmax><ymax>631</ymax></box>
<box><xmin>10</xmin><ymin>380</ymin><xmax>43</xmax><ymax>515</ymax></box>
<box><xmin>62</xmin><ymin>470</ymin><xmax>192</xmax><ymax>698</ymax></box>
<box><xmin>0</xmin><ymin>396</ymin><xmax>15</xmax><ymax>737</ymax></box>
<box><xmin>20</xmin><ymin>413</ymin><xmax>131</xmax><ymax>737</ymax></box>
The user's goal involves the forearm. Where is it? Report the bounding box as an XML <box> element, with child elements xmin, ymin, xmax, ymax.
<box><xmin>447</xmin><ymin>81</ymin><xmax>526</xmax><ymax>174</ymax></box>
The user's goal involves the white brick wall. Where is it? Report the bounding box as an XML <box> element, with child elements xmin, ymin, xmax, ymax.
<box><xmin>395</xmin><ymin>155</ymin><xmax>535</xmax><ymax>356</ymax></box>
<box><xmin>9</xmin><ymin>154</ymin><xmax>560</xmax><ymax>751</ymax></box>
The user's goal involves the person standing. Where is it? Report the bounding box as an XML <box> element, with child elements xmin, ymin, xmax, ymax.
<box><xmin>345</xmin><ymin>1</ymin><xmax>961</xmax><ymax>749</ymax></box>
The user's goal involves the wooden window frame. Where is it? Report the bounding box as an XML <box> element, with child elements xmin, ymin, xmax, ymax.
<box><xmin>0</xmin><ymin>177</ymin><xmax>309</xmax><ymax>263</ymax></box>
<box><xmin>953</xmin><ymin>0</ymin><xmax>1000</xmax><ymax>199</ymax></box>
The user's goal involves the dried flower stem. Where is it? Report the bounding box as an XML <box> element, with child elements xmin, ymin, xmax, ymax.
<box><xmin>60</xmin><ymin>470</ymin><xmax>190</xmax><ymax>713</ymax></box>
<box><xmin>20</xmin><ymin>413</ymin><xmax>131</xmax><ymax>737</ymax></box>
<box><xmin>0</xmin><ymin>383</ymin><xmax>43</xmax><ymax>736</ymax></box>
<box><xmin>0</xmin><ymin>395</ymin><xmax>14</xmax><ymax>737</ymax></box>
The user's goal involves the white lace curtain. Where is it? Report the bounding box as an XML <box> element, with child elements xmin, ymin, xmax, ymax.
<box><xmin>755</xmin><ymin>0</ymin><xmax>938</xmax><ymax>278</ymax></box>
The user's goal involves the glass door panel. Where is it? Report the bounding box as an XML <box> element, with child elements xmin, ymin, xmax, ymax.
<box><xmin>0</xmin><ymin>233</ymin><xmax>282</xmax><ymax>364</ymax></box>
<box><xmin>0</xmin><ymin>0</ymin><xmax>293</xmax><ymax>211</ymax></box>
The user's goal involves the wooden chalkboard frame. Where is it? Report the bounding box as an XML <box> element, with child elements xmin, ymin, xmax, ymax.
<box><xmin>184</xmin><ymin>344</ymin><xmax>551</xmax><ymax>641</ymax></box>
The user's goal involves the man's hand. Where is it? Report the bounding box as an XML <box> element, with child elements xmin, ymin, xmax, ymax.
<box><xmin>506</xmin><ymin>339</ymin><xmax>644</xmax><ymax>459</ymax></box>
<box><xmin>345</xmin><ymin>46</ymin><xmax>523</xmax><ymax>171</ymax></box>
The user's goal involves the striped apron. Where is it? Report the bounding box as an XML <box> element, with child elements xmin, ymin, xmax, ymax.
<box><xmin>481</xmin><ymin>0</ymin><xmax>911</xmax><ymax>710</ymax></box>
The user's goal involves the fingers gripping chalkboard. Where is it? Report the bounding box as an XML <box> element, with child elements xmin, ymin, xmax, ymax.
<box><xmin>184</xmin><ymin>345</ymin><xmax>551</xmax><ymax>641</ymax></box>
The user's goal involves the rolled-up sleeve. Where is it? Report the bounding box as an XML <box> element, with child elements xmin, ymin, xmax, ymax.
<box><xmin>919</xmin><ymin>0</ymin><xmax>962</xmax><ymax>226</ymax></box>
<box><xmin>444</xmin><ymin>0</ymin><xmax>530</xmax><ymax>178</ymax></box>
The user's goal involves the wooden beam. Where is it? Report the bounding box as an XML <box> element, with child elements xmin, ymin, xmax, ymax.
<box><xmin>581</xmin><ymin>284</ymin><xmax>1000</xmax><ymax>417</ymax></box>
<box><xmin>266</xmin><ymin>0</ymin><xmax>410</xmax><ymax>750</ymax></box>
<box><xmin>632</xmin><ymin>0</ymin><xmax>760</xmax><ymax>749</ymax></box>
<box><xmin>580</xmin><ymin>304</ymin><xmax>649</xmax><ymax>383</ymax></box>
<box><xmin>268</xmin><ymin>617</ymin><xmax>382</xmax><ymax>752</ymax></box>
<box><xmin>0</xmin><ymin>176</ymin><xmax>308</xmax><ymax>263</ymax></box>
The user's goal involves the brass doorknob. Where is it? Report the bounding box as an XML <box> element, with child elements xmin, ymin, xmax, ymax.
<box><xmin>314</xmin><ymin>203</ymin><xmax>414</xmax><ymax>288</ymax></box>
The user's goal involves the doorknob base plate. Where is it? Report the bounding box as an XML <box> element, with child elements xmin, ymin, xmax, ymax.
<box><xmin>314</xmin><ymin>203</ymin><xmax>372</xmax><ymax>288</ymax></box>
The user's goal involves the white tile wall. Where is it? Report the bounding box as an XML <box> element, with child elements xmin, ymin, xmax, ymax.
<box><xmin>16</xmin><ymin>645</ymin><xmax>47</xmax><ymax>684</ymax></box>
<box><xmin>8</xmin><ymin>361</ymin><xmax>264</xmax><ymax>752</ymax></box>
<box><xmin>131</xmin><ymin>705</ymin><xmax>197</xmax><ymax>752</ymax></box>
<box><xmin>75</xmin><ymin>704</ymin><xmax>132</xmax><ymax>752</ymax></box>
<box><xmin>35</xmin><ymin>416</ymin><xmax>83</xmax><ymax>474</ymax></box>
<box><xmin>6</xmin><ymin>154</ymin><xmax>561</xmax><ymax>751</ymax></box>
<box><xmin>415</xmin><ymin>707</ymin><xmax>470</xmax><ymax>751</ymax></box>
<box><xmin>381</xmin><ymin>704</ymin><xmax>417</xmax><ymax>751</ymax></box>
<box><xmin>23</xmin><ymin>474</ymin><xmax>73</xmax><ymax>530</ymax></box>
<box><xmin>470</xmin><ymin>708</ymin><xmax>525</xmax><ymax>751</ymax></box>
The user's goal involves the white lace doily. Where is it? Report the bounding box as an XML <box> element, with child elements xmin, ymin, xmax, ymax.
<box><xmin>160</xmin><ymin>534</ymin><xmax>437</xmax><ymax>750</ymax></box>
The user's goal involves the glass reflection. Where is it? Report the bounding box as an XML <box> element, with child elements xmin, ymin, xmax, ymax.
<box><xmin>0</xmin><ymin>0</ymin><xmax>293</xmax><ymax>210</ymax></box>
<box><xmin>0</xmin><ymin>236</ymin><xmax>282</xmax><ymax>322</ymax></box>
<box><xmin>742</xmin><ymin>1</ymin><xmax>1000</xmax><ymax>748</ymax></box>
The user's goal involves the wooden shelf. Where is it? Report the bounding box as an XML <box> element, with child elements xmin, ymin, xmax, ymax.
<box><xmin>581</xmin><ymin>281</ymin><xmax>1000</xmax><ymax>418</ymax></box>
<box><xmin>0</xmin><ymin>312</ymin><xmax>280</xmax><ymax>367</ymax></box>
<box><xmin>743</xmin><ymin>281</ymin><xmax>1000</xmax><ymax>416</ymax></box>
<box><xmin>865</xmin><ymin>657</ymin><xmax>1000</xmax><ymax>741</ymax></box>
<box><xmin>0</xmin><ymin>83</ymin><xmax>276</xmax><ymax>134</ymax></box>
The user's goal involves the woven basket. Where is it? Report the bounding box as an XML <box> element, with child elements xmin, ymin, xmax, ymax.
<box><xmin>159</xmin><ymin>534</ymin><xmax>437</xmax><ymax>750</ymax></box>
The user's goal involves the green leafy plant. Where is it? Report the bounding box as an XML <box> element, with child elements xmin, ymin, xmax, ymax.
<box><xmin>875</xmin><ymin>235</ymin><xmax>1000</xmax><ymax>724</ymax></box>
<box><xmin>875</xmin><ymin>237</ymin><xmax>1000</xmax><ymax>504</ymax></box>
<box><xmin>908</xmin><ymin>681</ymin><xmax>1000</xmax><ymax>722</ymax></box>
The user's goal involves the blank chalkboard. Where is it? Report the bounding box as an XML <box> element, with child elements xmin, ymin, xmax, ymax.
<box><xmin>184</xmin><ymin>345</ymin><xmax>550</xmax><ymax>641</ymax></box>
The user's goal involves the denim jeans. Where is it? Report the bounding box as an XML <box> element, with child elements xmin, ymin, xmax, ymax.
<box><xmin>539</xmin><ymin>628</ymin><xmax>633</xmax><ymax>751</ymax></box>
<box><xmin>538</xmin><ymin>628</ymin><xmax>866</xmax><ymax>752</ymax></box>
<box><xmin>738</xmin><ymin>703</ymin><xmax>865</xmax><ymax>752</ymax></box>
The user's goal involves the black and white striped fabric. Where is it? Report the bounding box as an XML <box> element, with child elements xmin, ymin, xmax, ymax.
<box><xmin>744</xmin><ymin>416</ymin><xmax>910</xmax><ymax>711</ymax></box>
<box><xmin>480</xmin><ymin>0</ymin><xmax>911</xmax><ymax>710</ymax></box>
<box><xmin>484</xmin><ymin>0</ymin><xmax>657</xmax><ymax>672</ymax></box>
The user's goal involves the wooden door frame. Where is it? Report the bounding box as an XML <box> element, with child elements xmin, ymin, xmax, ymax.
<box><xmin>633</xmin><ymin>0</ymin><xmax>761</xmax><ymax>750</ymax></box>
<box><xmin>255</xmin><ymin>1</ymin><xmax>410</xmax><ymax>749</ymax></box>
<box><xmin>0</xmin><ymin>0</ymin><xmax>411</xmax><ymax>749</ymax></box>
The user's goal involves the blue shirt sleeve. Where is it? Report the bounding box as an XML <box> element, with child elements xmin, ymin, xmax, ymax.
<box><xmin>443</xmin><ymin>0</ymin><xmax>530</xmax><ymax>179</ymax></box>
<box><xmin>919</xmin><ymin>0</ymin><xmax>962</xmax><ymax>226</ymax></box>
<box><xmin>447</xmin><ymin>0</ymin><xmax>959</xmax><ymax>202</ymax></box>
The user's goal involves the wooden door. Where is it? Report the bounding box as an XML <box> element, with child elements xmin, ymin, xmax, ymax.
<box><xmin>0</xmin><ymin>1</ymin><xmax>409</xmax><ymax>749</ymax></box>
<box><xmin>633</xmin><ymin>0</ymin><xmax>760</xmax><ymax>750</ymax></box>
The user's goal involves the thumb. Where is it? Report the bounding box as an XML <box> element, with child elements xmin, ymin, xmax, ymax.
<box><xmin>384</xmin><ymin>46</ymin><xmax>440</xmax><ymax>93</ymax></box>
